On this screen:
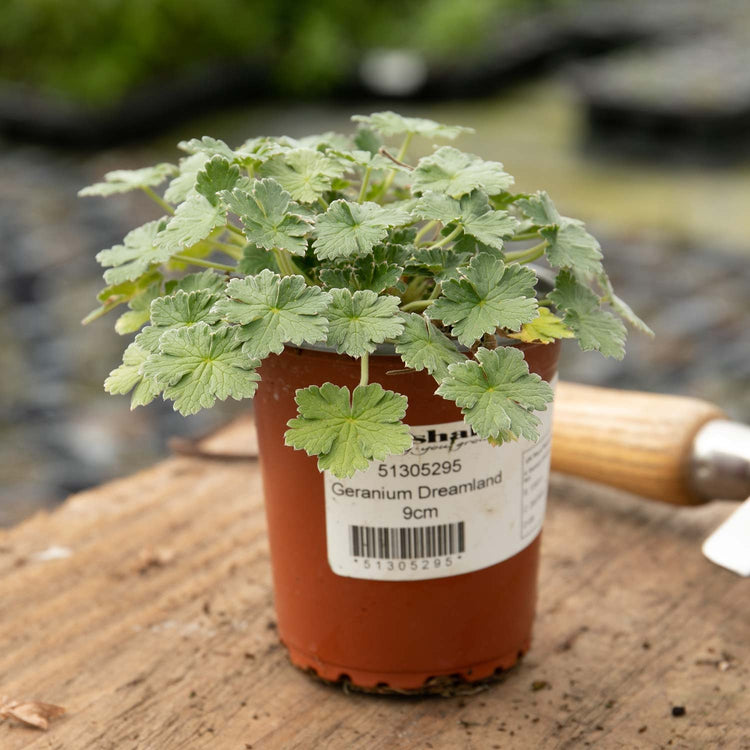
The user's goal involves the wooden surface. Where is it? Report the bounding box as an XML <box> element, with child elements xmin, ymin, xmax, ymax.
<box><xmin>1</xmin><ymin>416</ymin><xmax>748</xmax><ymax>750</ymax></box>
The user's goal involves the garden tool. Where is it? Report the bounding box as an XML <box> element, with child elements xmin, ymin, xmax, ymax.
<box><xmin>552</xmin><ymin>382</ymin><xmax>750</xmax><ymax>576</ymax></box>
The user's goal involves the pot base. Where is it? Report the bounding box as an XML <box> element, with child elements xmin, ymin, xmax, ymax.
<box><xmin>282</xmin><ymin>639</ymin><xmax>530</xmax><ymax>694</ymax></box>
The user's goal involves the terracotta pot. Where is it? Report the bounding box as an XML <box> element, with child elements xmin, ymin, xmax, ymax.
<box><xmin>253</xmin><ymin>340</ymin><xmax>561</xmax><ymax>691</ymax></box>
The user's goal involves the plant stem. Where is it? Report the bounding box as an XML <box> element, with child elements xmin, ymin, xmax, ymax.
<box><xmin>141</xmin><ymin>187</ymin><xmax>174</xmax><ymax>215</ymax></box>
<box><xmin>508</xmin><ymin>231</ymin><xmax>541</xmax><ymax>242</ymax></box>
<box><xmin>273</xmin><ymin>248</ymin><xmax>296</xmax><ymax>277</ymax></box>
<box><xmin>272</xmin><ymin>248</ymin><xmax>313</xmax><ymax>283</ymax></box>
<box><xmin>358</xmin><ymin>167</ymin><xmax>371</xmax><ymax>203</ymax></box>
<box><xmin>359</xmin><ymin>352</ymin><xmax>370</xmax><ymax>387</ymax></box>
<box><xmin>396</xmin><ymin>132</ymin><xmax>414</xmax><ymax>162</ymax></box>
<box><xmin>376</xmin><ymin>133</ymin><xmax>414</xmax><ymax>200</ymax></box>
<box><xmin>401</xmin><ymin>299</ymin><xmax>434</xmax><ymax>313</ymax></box>
<box><xmin>209</xmin><ymin>239</ymin><xmax>243</xmax><ymax>260</ymax></box>
<box><xmin>414</xmin><ymin>220</ymin><xmax>438</xmax><ymax>244</ymax></box>
<box><xmin>171</xmin><ymin>255</ymin><xmax>235</xmax><ymax>273</ymax></box>
<box><xmin>426</xmin><ymin>225</ymin><xmax>462</xmax><ymax>251</ymax></box>
<box><xmin>225</xmin><ymin>223</ymin><xmax>246</xmax><ymax>241</ymax></box>
<box><xmin>318</xmin><ymin>197</ymin><xmax>329</xmax><ymax>211</ymax></box>
<box><xmin>504</xmin><ymin>241</ymin><xmax>548</xmax><ymax>264</ymax></box>
<box><xmin>428</xmin><ymin>282</ymin><xmax>442</xmax><ymax>300</ymax></box>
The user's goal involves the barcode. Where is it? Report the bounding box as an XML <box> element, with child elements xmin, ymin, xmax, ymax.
<box><xmin>349</xmin><ymin>522</ymin><xmax>465</xmax><ymax>559</ymax></box>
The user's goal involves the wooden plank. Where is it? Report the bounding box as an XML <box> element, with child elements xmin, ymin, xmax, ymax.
<box><xmin>0</xmin><ymin>419</ymin><xmax>748</xmax><ymax>750</ymax></box>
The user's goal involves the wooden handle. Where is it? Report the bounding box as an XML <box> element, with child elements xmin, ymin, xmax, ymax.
<box><xmin>551</xmin><ymin>382</ymin><xmax>725</xmax><ymax>505</ymax></box>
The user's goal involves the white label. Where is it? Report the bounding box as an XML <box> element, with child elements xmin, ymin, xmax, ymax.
<box><xmin>324</xmin><ymin>400</ymin><xmax>554</xmax><ymax>581</ymax></box>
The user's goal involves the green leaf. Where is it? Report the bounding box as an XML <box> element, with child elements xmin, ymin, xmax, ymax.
<box><xmin>352</xmin><ymin>112</ymin><xmax>473</xmax><ymax>140</ymax></box>
<box><xmin>518</xmin><ymin>192</ymin><xmax>603</xmax><ymax>277</ymax></box>
<box><xmin>164</xmin><ymin>152</ymin><xmax>209</xmax><ymax>204</ymax></box>
<box><xmin>415</xmin><ymin>191</ymin><xmax>517</xmax><ymax>250</ymax></box>
<box><xmin>213</xmin><ymin>270</ymin><xmax>331</xmax><ymax>358</ymax></box>
<box><xmin>395</xmin><ymin>313</ymin><xmax>466</xmax><ymax>381</ymax></box>
<box><xmin>313</xmin><ymin>200</ymin><xmax>411</xmax><ymax>260</ymax></box>
<box><xmin>404</xmin><ymin>248</ymin><xmax>470</xmax><ymax>283</ymax></box>
<box><xmin>333</xmin><ymin>148</ymin><xmax>410</xmax><ymax>175</ymax></box>
<box><xmin>84</xmin><ymin>271</ymin><xmax>163</xmax><ymax>325</ymax></box>
<box><xmin>79</xmin><ymin>163</ymin><xmax>176</xmax><ymax>197</ymax></box>
<box><xmin>195</xmin><ymin>156</ymin><xmax>240</xmax><ymax>206</ymax></box>
<box><xmin>353</xmin><ymin>126</ymin><xmax>382</xmax><ymax>154</ymax></box>
<box><xmin>258</xmin><ymin>149</ymin><xmax>346</xmax><ymax>203</ymax></box>
<box><xmin>516</xmin><ymin>191</ymin><xmax>560</xmax><ymax>226</ymax></box>
<box><xmin>508</xmin><ymin>306</ymin><xmax>575</xmax><ymax>344</ymax></box>
<box><xmin>549</xmin><ymin>271</ymin><xmax>626</xmax><ymax>359</ymax></box>
<box><xmin>237</xmin><ymin>245</ymin><xmax>279</xmax><ymax>275</ymax></box>
<box><xmin>436</xmin><ymin>347</ymin><xmax>554</xmax><ymax>443</ymax></box>
<box><xmin>136</xmin><ymin>289</ymin><xmax>223</xmax><ymax>353</ymax></box>
<box><xmin>412</xmin><ymin>147</ymin><xmax>513</xmax><ymax>199</ymax></box>
<box><xmin>165</xmin><ymin>270</ymin><xmax>227</xmax><ymax>295</ymax></box>
<box><xmin>598</xmin><ymin>273</ymin><xmax>654</xmax><ymax>336</ymax></box>
<box><xmin>541</xmin><ymin>222</ymin><xmax>603</xmax><ymax>277</ymax></box>
<box><xmin>458</xmin><ymin>192</ymin><xmax>519</xmax><ymax>249</ymax></box>
<box><xmin>97</xmin><ymin>220</ymin><xmax>172</xmax><ymax>285</ymax></box>
<box><xmin>430</xmin><ymin>254</ymin><xmax>538</xmax><ymax>346</ymax></box>
<box><xmin>326</xmin><ymin>289</ymin><xmax>404</xmax><ymax>357</ymax></box>
<box><xmin>155</xmin><ymin>195</ymin><xmax>225</xmax><ymax>254</ymax></box>
<box><xmin>221</xmin><ymin>178</ymin><xmax>312</xmax><ymax>256</ymax></box>
<box><xmin>285</xmin><ymin>383</ymin><xmax>412</xmax><ymax>478</ymax></box>
<box><xmin>142</xmin><ymin>323</ymin><xmax>260</xmax><ymax>415</ymax></box>
<box><xmin>115</xmin><ymin>282</ymin><xmax>162</xmax><ymax>335</ymax></box>
<box><xmin>320</xmin><ymin>256</ymin><xmax>404</xmax><ymax>294</ymax></box>
<box><xmin>178</xmin><ymin>136</ymin><xmax>237</xmax><ymax>161</ymax></box>
<box><xmin>104</xmin><ymin>343</ymin><xmax>160</xmax><ymax>408</ymax></box>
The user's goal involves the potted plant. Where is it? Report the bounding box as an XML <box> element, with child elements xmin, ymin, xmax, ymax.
<box><xmin>81</xmin><ymin>111</ymin><xmax>650</xmax><ymax>692</ymax></box>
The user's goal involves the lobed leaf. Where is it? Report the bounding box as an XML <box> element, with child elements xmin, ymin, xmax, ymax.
<box><xmin>395</xmin><ymin>313</ymin><xmax>466</xmax><ymax>382</ymax></box>
<box><xmin>97</xmin><ymin>220</ymin><xmax>172</xmax><ymax>286</ymax></box>
<box><xmin>412</xmin><ymin>147</ymin><xmax>513</xmax><ymax>199</ymax></box>
<box><xmin>221</xmin><ymin>178</ymin><xmax>312</xmax><ymax>256</ymax></box>
<box><xmin>285</xmin><ymin>383</ymin><xmax>412</xmax><ymax>477</ymax></box>
<box><xmin>258</xmin><ymin>149</ymin><xmax>346</xmax><ymax>203</ymax></box>
<box><xmin>195</xmin><ymin>156</ymin><xmax>240</xmax><ymax>206</ymax></box>
<box><xmin>164</xmin><ymin>152</ymin><xmax>209</xmax><ymax>204</ymax></box>
<box><xmin>352</xmin><ymin>112</ymin><xmax>473</xmax><ymax>140</ymax></box>
<box><xmin>508</xmin><ymin>306</ymin><xmax>575</xmax><ymax>344</ymax></box>
<box><xmin>79</xmin><ymin>163</ymin><xmax>176</xmax><ymax>197</ymax></box>
<box><xmin>326</xmin><ymin>289</ymin><xmax>404</xmax><ymax>357</ymax></box>
<box><xmin>430</xmin><ymin>254</ymin><xmax>538</xmax><ymax>346</ymax></box>
<box><xmin>549</xmin><ymin>271</ymin><xmax>626</xmax><ymax>359</ymax></box>
<box><xmin>104</xmin><ymin>343</ymin><xmax>160</xmax><ymax>408</ymax></box>
<box><xmin>136</xmin><ymin>289</ymin><xmax>223</xmax><ymax>352</ymax></box>
<box><xmin>415</xmin><ymin>191</ymin><xmax>517</xmax><ymax>250</ymax></box>
<box><xmin>115</xmin><ymin>281</ymin><xmax>162</xmax><ymax>335</ymax></box>
<box><xmin>142</xmin><ymin>322</ymin><xmax>260</xmax><ymax>415</ymax></box>
<box><xmin>155</xmin><ymin>195</ymin><xmax>225</xmax><ymax>255</ymax></box>
<box><xmin>165</xmin><ymin>270</ymin><xmax>227</xmax><ymax>295</ymax></box>
<box><xmin>313</xmin><ymin>200</ymin><xmax>411</xmax><ymax>260</ymax></box>
<box><xmin>436</xmin><ymin>347</ymin><xmax>554</xmax><ymax>443</ymax></box>
<box><xmin>213</xmin><ymin>270</ymin><xmax>331</xmax><ymax>358</ymax></box>
<box><xmin>519</xmin><ymin>191</ymin><xmax>603</xmax><ymax>277</ymax></box>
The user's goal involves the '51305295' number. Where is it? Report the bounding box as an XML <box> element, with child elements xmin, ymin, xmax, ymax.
<box><xmin>377</xmin><ymin>460</ymin><xmax>462</xmax><ymax>478</ymax></box>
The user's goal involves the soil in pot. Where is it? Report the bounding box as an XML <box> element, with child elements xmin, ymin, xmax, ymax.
<box><xmin>253</xmin><ymin>340</ymin><xmax>561</xmax><ymax>692</ymax></box>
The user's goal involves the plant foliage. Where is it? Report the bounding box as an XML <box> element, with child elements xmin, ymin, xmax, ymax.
<box><xmin>82</xmin><ymin>111</ymin><xmax>649</xmax><ymax>477</ymax></box>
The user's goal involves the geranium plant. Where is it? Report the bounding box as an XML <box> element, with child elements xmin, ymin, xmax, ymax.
<box><xmin>81</xmin><ymin>111</ymin><xmax>651</xmax><ymax>478</ymax></box>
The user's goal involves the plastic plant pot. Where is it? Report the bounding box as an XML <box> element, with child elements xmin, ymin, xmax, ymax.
<box><xmin>253</xmin><ymin>339</ymin><xmax>561</xmax><ymax>692</ymax></box>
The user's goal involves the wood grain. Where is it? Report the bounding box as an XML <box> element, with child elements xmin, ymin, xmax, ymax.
<box><xmin>552</xmin><ymin>382</ymin><xmax>725</xmax><ymax>506</ymax></box>
<box><xmin>0</xmin><ymin>417</ymin><xmax>747</xmax><ymax>749</ymax></box>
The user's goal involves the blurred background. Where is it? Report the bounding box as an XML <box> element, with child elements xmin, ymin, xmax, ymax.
<box><xmin>1</xmin><ymin>0</ymin><xmax>749</xmax><ymax>525</ymax></box>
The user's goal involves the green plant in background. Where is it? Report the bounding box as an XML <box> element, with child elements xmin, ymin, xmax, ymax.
<box><xmin>2</xmin><ymin>0</ymin><xmax>573</xmax><ymax>104</ymax></box>
<box><xmin>81</xmin><ymin>112</ymin><xmax>651</xmax><ymax>477</ymax></box>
